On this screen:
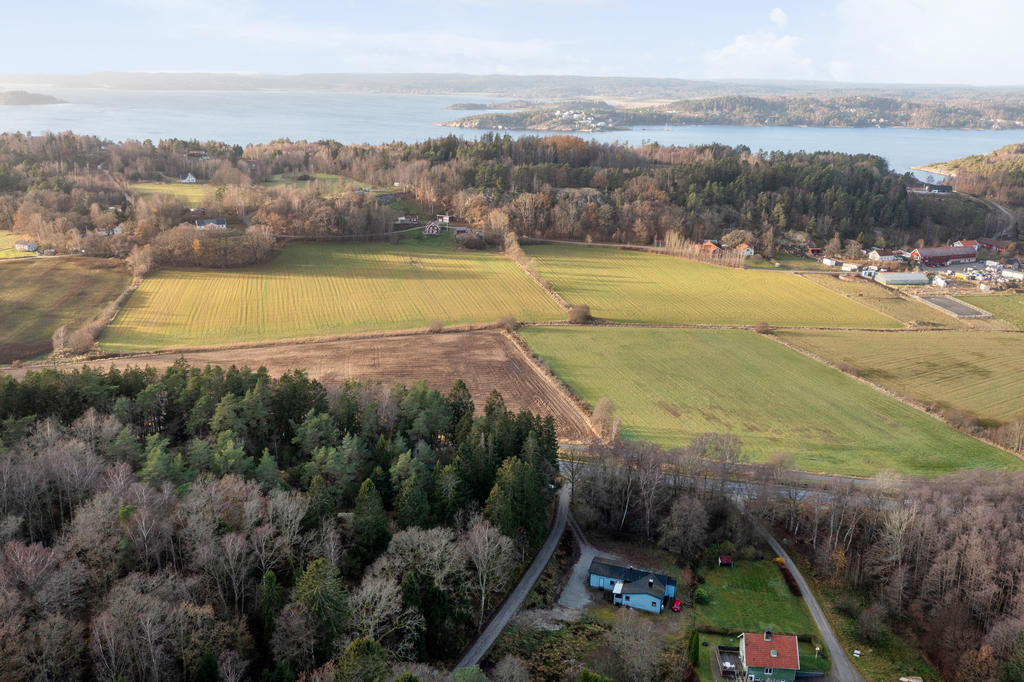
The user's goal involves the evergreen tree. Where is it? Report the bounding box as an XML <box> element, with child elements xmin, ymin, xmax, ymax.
<box><xmin>295</xmin><ymin>558</ymin><xmax>350</xmax><ymax>642</ymax></box>
<box><xmin>353</xmin><ymin>479</ymin><xmax>391</xmax><ymax>565</ymax></box>
<box><xmin>396</xmin><ymin>473</ymin><xmax>431</xmax><ymax>529</ymax></box>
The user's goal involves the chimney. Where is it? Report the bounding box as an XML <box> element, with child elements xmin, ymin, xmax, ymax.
<box><xmin>648</xmin><ymin>578</ymin><xmax>654</xmax><ymax>588</ymax></box>
<box><xmin>764</xmin><ymin>629</ymin><xmax>772</xmax><ymax>642</ymax></box>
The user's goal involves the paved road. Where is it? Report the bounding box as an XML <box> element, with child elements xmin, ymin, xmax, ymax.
<box><xmin>454</xmin><ymin>484</ymin><xmax>570</xmax><ymax>672</ymax></box>
<box><xmin>752</xmin><ymin>520</ymin><xmax>864</xmax><ymax>682</ymax></box>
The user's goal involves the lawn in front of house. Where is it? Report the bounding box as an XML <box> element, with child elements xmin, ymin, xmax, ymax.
<box><xmin>695</xmin><ymin>560</ymin><xmax>818</xmax><ymax>636</ymax></box>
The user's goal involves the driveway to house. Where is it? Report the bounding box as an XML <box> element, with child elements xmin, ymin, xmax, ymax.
<box><xmin>454</xmin><ymin>484</ymin><xmax>570</xmax><ymax>673</ymax></box>
<box><xmin>753</xmin><ymin>520</ymin><xmax>865</xmax><ymax>682</ymax></box>
<box><xmin>557</xmin><ymin>507</ymin><xmax>618</xmax><ymax>609</ymax></box>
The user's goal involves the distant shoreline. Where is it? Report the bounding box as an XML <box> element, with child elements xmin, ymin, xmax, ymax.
<box><xmin>0</xmin><ymin>90</ymin><xmax>65</xmax><ymax>106</ymax></box>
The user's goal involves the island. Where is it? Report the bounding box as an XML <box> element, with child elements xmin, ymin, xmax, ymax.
<box><xmin>441</xmin><ymin>95</ymin><xmax>1024</xmax><ymax>132</ymax></box>
<box><xmin>0</xmin><ymin>90</ymin><xmax>65</xmax><ymax>106</ymax></box>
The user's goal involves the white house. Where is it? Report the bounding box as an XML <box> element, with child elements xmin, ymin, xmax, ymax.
<box><xmin>436</xmin><ymin>213</ymin><xmax>452</xmax><ymax>225</ymax></box>
<box><xmin>734</xmin><ymin>242</ymin><xmax>754</xmax><ymax>257</ymax></box>
<box><xmin>181</xmin><ymin>172</ymin><xmax>197</xmax><ymax>184</ymax></box>
<box><xmin>195</xmin><ymin>218</ymin><xmax>228</xmax><ymax>230</ymax></box>
<box><xmin>422</xmin><ymin>221</ymin><xmax>442</xmax><ymax>236</ymax></box>
<box><xmin>14</xmin><ymin>240</ymin><xmax>38</xmax><ymax>252</ymax></box>
<box><xmin>868</xmin><ymin>249</ymin><xmax>899</xmax><ymax>262</ymax></box>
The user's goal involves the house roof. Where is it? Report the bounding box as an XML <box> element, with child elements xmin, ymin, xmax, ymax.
<box><xmin>615</xmin><ymin>573</ymin><xmax>667</xmax><ymax>598</ymax></box>
<box><xmin>719</xmin><ymin>555</ymin><xmax>733</xmax><ymax>564</ymax></box>
<box><xmin>735</xmin><ymin>243</ymin><xmax>751</xmax><ymax>251</ymax></box>
<box><xmin>957</xmin><ymin>239</ymin><xmax>980</xmax><ymax>246</ymax></box>
<box><xmin>588</xmin><ymin>558</ymin><xmax>678</xmax><ymax>591</ymax></box>
<box><xmin>196</xmin><ymin>218</ymin><xmax>227</xmax><ymax>227</ymax></box>
<box><xmin>742</xmin><ymin>632</ymin><xmax>800</xmax><ymax>670</ymax></box>
<box><xmin>871</xmin><ymin>249</ymin><xmax>896</xmax><ymax>256</ymax></box>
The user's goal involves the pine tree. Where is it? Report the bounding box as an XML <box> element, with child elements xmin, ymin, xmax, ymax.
<box><xmin>396</xmin><ymin>473</ymin><xmax>431</xmax><ymax>529</ymax></box>
<box><xmin>353</xmin><ymin>479</ymin><xmax>390</xmax><ymax>564</ymax></box>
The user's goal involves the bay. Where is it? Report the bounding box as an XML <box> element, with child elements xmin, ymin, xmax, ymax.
<box><xmin>1</xmin><ymin>89</ymin><xmax>1022</xmax><ymax>174</ymax></box>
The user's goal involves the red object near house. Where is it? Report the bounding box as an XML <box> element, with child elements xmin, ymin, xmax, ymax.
<box><xmin>671</xmin><ymin>599</ymin><xmax>682</xmax><ymax>612</ymax></box>
<box><xmin>422</xmin><ymin>222</ymin><xmax>442</xmax><ymax>236</ymax></box>
<box><xmin>909</xmin><ymin>246</ymin><xmax>977</xmax><ymax>267</ymax></box>
<box><xmin>718</xmin><ymin>555</ymin><xmax>733</xmax><ymax>567</ymax></box>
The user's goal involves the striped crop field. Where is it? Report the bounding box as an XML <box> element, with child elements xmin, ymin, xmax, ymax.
<box><xmin>778</xmin><ymin>329</ymin><xmax>1024</xmax><ymax>425</ymax></box>
<box><xmin>0</xmin><ymin>258</ymin><xmax>129</xmax><ymax>363</ymax></box>
<box><xmin>956</xmin><ymin>294</ymin><xmax>1024</xmax><ymax>329</ymax></box>
<box><xmin>102</xmin><ymin>237</ymin><xmax>565</xmax><ymax>353</ymax></box>
<box><xmin>800</xmin><ymin>274</ymin><xmax>964</xmax><ymax>327</ymax></box>
<box><xmin>524</xmin><ymin>244</ymin><xmax>899</xmax><ymax>328</ymax></box>
<box><xmin>519</xmin><ymin>326</ymin><xmax>1018</xmax><ymax>477</ymax></box>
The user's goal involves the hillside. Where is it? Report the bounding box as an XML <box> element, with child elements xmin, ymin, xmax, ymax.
<box><xmin>0</xmin><ymin>90</ymin><xmax>64</xmax><ymax>105</ymax></box>
<box><xmin>919</xmin><ymin>142</ymin><xmax>1024</xmax><ymax>206</ymax></box>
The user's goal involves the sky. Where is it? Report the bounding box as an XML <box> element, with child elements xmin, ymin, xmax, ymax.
<box><xmin>3</xmin><ymin>0</ymin><xmax>1023</xmax><ymax>86</ymax></box>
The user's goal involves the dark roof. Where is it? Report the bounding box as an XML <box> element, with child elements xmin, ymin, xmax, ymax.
<box><xmin>743</xmin><ymin>632</ymin><xmax>800</xmax><ymax>670</ymax></box>
<box><xmin>617</xmin><ymin>573</ymin><xmax>667</xmax><ymax>598</ymax></box>
<box><xmin>912</xmin><ymin>246</ymin><xmax>977</xmax><ymax>258</ymax></box>
<box><xmin>588</xmin><ymin>558</ymin><xmax>677</xmax><ymax>591</ymax></box>
<box><xmin>719</xmin><ymin>555</ymin><xmax>733</xmax><ymax>564</ymax></box>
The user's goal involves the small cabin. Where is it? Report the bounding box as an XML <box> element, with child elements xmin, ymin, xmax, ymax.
<box><xmin>423</xmin><ymin>222</ymin><xmax>442</xmax><ymax>236</ymax></box>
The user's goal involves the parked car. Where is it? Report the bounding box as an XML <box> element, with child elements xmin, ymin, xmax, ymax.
<box><xmin>671</xmin><ymin>599</ymin><xmax>682</xmax><ymax>612</ymax></box>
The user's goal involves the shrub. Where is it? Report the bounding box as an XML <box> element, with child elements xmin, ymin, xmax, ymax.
<box><xmin>776</xmin><ymin>561</ymin><xmax>802</xmax><ymax>596</ymax></box>
<box><xmin>498</xmin><ymin>315</ymin><xmax>517</xmax><ymax>331</ymax></box>
<box><xmin>857</xmin><ymin>602</ymin><xmax>891</xmax><ymax>645</ymax></box>
<box><xmin>693</xmin><ymin>586</ymin><xmax>710</xmax><ymax>605</ymax></box>
<box><xmin>687</xmin><ymin>628</ymin><xmax>700</xmax><ymax>666</ymax></box>
<box><xmin>750</xmin><ymin>254</ymin><xmax>764</xmax><ymax>264</ymax></box>
<box><xmin>836</xmin><ymin>362</ymin><xmax>860</xmax><ymax>377</ymax></box>
<box><xmin>752</xmin><ymin>321</ymin><xmax>773</xmax><ymax>334</ymax></box>
<box><xmin>836</xmin><ymin>593</ymin><xmax>861</xmax><ymax>619</ymax></box>
<box><xmin>428</xmin><ymin>320</ymin><xmax>443</xmax><ymax>333</ymax></box>
<box><xmin>568</xmin><ymin>303</ymin><xmax>591</xmax><ymax>324</ymax></box>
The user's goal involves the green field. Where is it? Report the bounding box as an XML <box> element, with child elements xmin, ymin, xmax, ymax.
<box><xmin>519</xmin><ymin>326</ymin><xmax>1018</xmax><ymax>476</ymax></box>
<box><xmin>0</xmin><ymin>232</ymin><xmax>37</xmax><ymax>259</ymax></box>
<box><xmin>801</xmin><ymin>274</ymin><xmax>962</xmax><ymax>327</ymax></box>
<box><xmin>524</xmin><ymin>245</ymin><xmax>899</xmax><ymax>328</ymax></box>
<box><xmin>696</xmin><ymin>562</ymin><xmax>818</xmax><ymax>636</ymax></box>
<box><xmin>265</xmin><ymin>173</ymin><xmax>354</xmax><ymax>196</ymax></box>
<box><xmin>779</xmin><ymin>330</ymin><xmax>1024</xmax><ymax>424</ymax></box>
<box><xmin>0</xmin><ymin>258</ymin><xmax>129</xmax><ymax>363</ymax></box>
<box><xmin>130</xmin><ymin>182</ymin><xmax>210</xmax><ymax>206</ymax></box>
<box><xmin>746</xmin><ymin>254</ymin><xmax>831</xmax><ymax>271</ymax></box>
<box><xmin>103</xmin><ymin>236</ymin><xmax>565</xmax><ymax>352</ymax></box>
<box><xmin>957</xmin><ymin>294</ymin><xmax>1024</xmax><ymax>329</ymax></box>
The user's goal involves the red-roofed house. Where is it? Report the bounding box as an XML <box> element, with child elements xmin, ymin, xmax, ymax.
<box><xmin>699</xmin><ymin>241</ymin><xmax>721</xmax><ymax>256</ymax></box>
<box><xmin>734</xmin><ymin>243</ymin><xmax>754</xmax><ymax>257</ymax></box>
<box><xmin>740</xmin><ymin>630</ymin><xmax>800</xmax><ymax>681</ymax></box>
<box><xmin>954</xmin><ymin>239</ymin><xmax>980</xmax><ymax>251</ymax></box>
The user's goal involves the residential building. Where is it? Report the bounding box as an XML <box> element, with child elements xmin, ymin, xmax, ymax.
<box><xmin>588</xmin><ymin>559</ymin><xmax>677</xmax><ymax>615</ymax></box>
<box><xmin>422</xmin><ymin>222</ymin><xmax>442</xmax><ymax>236</ymax></box>
<box><xmin>14</xmin><ymin>240</ymin><xmax>38</xmax><ymax>252</ymax></box>
<box><xmin>868</xmin><ymin>249</ymin><xmax>899</xmax><ymax>262</ymax></box>
<box><xmin>181</xmin><ymin>172</ymin><xmax>197</xmax><ymax>184</ymax></box>
<box><xmin>740</xmin><ymin>631</ymin><xmax>800</xmax><ymax>682</ymax></box>
<box><xmin>195</xmin><ymin>218</ymin><xmax>228</xmax><ymax>230</ymax></box>
<box><xmin>734</xmin><ymin>243</ymin><xmax>754</xmax><ymax>257</ymax></box>
<box><xmin>954</xmin><ymin>239</ymin><xmax>980</xmax><ymax>251</ymax></box>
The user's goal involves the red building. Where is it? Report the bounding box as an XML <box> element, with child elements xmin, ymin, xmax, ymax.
<box><xmin>909</xmin><ymin>246</ymin><xmax>977</xmax><ymax>267</ymax></box>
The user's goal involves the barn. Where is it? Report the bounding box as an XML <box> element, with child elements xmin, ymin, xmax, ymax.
<box><xmin>909</xmin><ymin>246</ymin><xmax>977</xmax><ymax>267</ymax></box>
<box><xmin>422</xmin><ymin>222</ymin><xmax>442</xmax><ymax>236</ymax></box>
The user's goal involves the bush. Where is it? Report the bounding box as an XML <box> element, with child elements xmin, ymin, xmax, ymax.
<box><xmin>687</xmin><ymin>628</ymin><xmax>700</xmax><ymax>665</ymax></box>
<box><xmin>498</xmin><ymin>315</ymin><xmax>517</xmax><ymax>331</ymax></box>
<box><xmin>568</xmin><ymin>304</ymin><xmax>591</xmax><ymax>324</ymax></box>
<box><xmin>428</xmin><ymin>320</ymin><xmax>444</xmax><ymax>333</ymax></box>
<box><xmin>836</xmin><ymin>593</ymin><xmax>861</xmax><ymax>619</ymax></box>
<box><xmin>752</xmin><ymin>321</ymin><xmax>773</xmax><ymax>334</ymax></box>
<box><xmin>777</xmin><ymin>562</ymin><xmax>802</xmax><ymax>597</ymax></box>
<box><xmin>857</xmin><ymin>602</ymin><xmax>891</xmax><ymax>645</ymax></box>
<box><xmin>750</xmin><ymin>254</ymin><xmax>764</xmax><ymax>264</ymax></box>
<box><xmin>693</xmin><ymin>586</ymin><xmax>710</xmax><ymax>605</ymax></box>
<box><xmin>836</xmin><ymin>362</ymin><xmax>860</xmax><ymax>377</ymax></box>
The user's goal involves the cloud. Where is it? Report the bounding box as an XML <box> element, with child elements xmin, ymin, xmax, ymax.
<box><xmin>769</xmin><ymin>7</ymin><xmax>788</xmax><ymax>30</ymax></box>
<box><xmin>703</xmin><ymin>30</ymin><xmax>814</xmax><ymax>80</ymax></box>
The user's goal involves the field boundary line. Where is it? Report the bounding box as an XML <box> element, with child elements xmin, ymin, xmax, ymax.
<box><xmin>912</xmin><ymin>294</ymin><xmax>993</xmax><ymax>319</ymax></box>
<box><xmin>765</xmin><ymin>332</ymin><xmax>1024</xmax><ymax>464</ymax></box>
<box><xmin>502</xmin><ymin>249</ymin><xmax>571</xmax><ymax>312</ymax></box>
<box><xmin>795</xmin><ymin>273</ymin><xmax>916</xmax><ymax>329</ymax></box>
<box><xmin>504</xmin><ymin>329</ymin><xmax>600</xmax><ymax>441</ymax></box>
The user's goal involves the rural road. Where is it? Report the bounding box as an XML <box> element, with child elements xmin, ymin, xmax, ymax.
<box><xmin>454</xmin><ymin>483</ymin><xmax>570</xmax><ymax>673</ymax></box>
<box><xmin>753</xmin><ymin>520</ymin><xmax>864</xmax><ymax>682</ymax></box>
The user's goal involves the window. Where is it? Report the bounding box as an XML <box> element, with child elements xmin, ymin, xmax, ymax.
<box><xmin>764</xmin><ymin>668</ymin><xmax>773</xmax><ymax>675</ymax></box>
<box><xmin>651</xmin><ymin>601</ymin><xmax>657</xmax><ymax>607</ymax></box>
<box><xmin>624</xmin><ymin>596</ymin><xmax>630</xmax><ymax>601</ymax></box>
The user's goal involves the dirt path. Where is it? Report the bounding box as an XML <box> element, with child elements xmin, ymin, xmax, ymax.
<box><xmin>752</xmin><ymin>520</ymin><xmax>864</xmax><ymax>682</ymax></box>
<box><xmin>454</xmin><ymin>485</ymin><xmax>570</xmax><ymax>673</ymax></box>
<box><xmin>557</xmin><ymin>509</ymin><xmax>619</xmax><ymax>609</ymax></box>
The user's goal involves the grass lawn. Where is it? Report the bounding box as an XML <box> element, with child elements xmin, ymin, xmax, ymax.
<box><xmin>696</xmin><ymin>561</ymin><xmax>818</xmax><ymax>636</ymax></box>
<box><xmin>957</xmin><ymin>293</ymin><xmax>1024</xmax><ymax>329</ymax></box>
<box><xmin>801</xmin><ymin>274</ymin><xmax>963</xmax><ymax>327</ymax></box>
<box><xmin>0</xmin><ymin>232</ymin><xmax>37</xmax><ymax>259</ymax></box>
<box><xmin>264</xmin><ymin>173</ymin><xmax>360</xmax><ymax>196</ymax></box>
<box><xmin>519</xmin><ymin>326</ymin><xmax>1019</xmax><ymax>476</ymax></box>
<box><xmin>103</xmin><ymin>235</ymin><xmax>565</xmax><ymax>353</ymax></box>
<box><xmin>0</xmin><ymin>258</ymin><xmax>129</xmax><ymax>363</ymax></box>
<box><xmin>746</xmin><ymin>254</ymin><xmax>832</xmax><ymax>271</ymax></box>
<box><xmin>778</xmin><ymin>329</ymin><xmax>1024</xmax><ymax>425</ymax></box>
<box><xmin>524</xmin><ymin>244</ymin><xmax>899</xmax><ymax>328</ymax></box>
<box><xmin>130</xmin><ymin>181</ymin><xmax>210</xmax><ymax>206</ymax></box>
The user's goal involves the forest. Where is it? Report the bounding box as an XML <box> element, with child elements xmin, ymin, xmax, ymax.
<box><xmin>0</xmin><ymin>363</ymin><xmax>558</xmax><ymax>680</ymax></box>
<box><xmin>0</xmin><ymin>131</ymin><xmax>988</xmax><ymax>269</ymax></box>
<box><xmin>925</xmin><ymin>143</ymin><xmax>1024</xmax><ymax>208</ymax></box>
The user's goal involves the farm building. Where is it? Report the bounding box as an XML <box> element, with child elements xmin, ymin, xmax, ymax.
<box><xmin>979</xmin><ymin>238</ymin><xmax>1014</xmax><ymax>253</ymax></box>
<box><xmin>868</xmin><ymin>248</ymin><xmax>899</xmax><ymax>261</ymax></box>
<box><xmin>740</xmin><ymin>631</ymin><xmax>800</xmax><ymax>682</ymax></box>
<box><xmin>195</xmin><ymin>219</ymin><xmax>228</xmax><ymax>230</ymax></box>
<box><xmin>14</xmin><ymin>240</ymin><xmax>38</xmax><ymax>252</ymax></box>
<box><xmin>422</xmin><ymin>222</ymin><xmax>442</xmax><ymax>236</ymax></box>
<box><xmin>180</xmin><ymin>172</ymin><xmax>197</xmax><ymax>184</ymax></box>
<box><xmin>910</xmin><ymin>246</ymin><xmax>977</xmax><ymax>267</ymax></box>
<box><xmin>954</xmin><ymin>239</ymin><xmax>981</xmax><ymax>251</ymax></box>
<box><xmin>876</xmin><ymin>271</ymin><xmax>929</xmax><ymax>286</ymax></box>
<box><xmin>436</xmin><ymin>213</ymin><xmax>453</xmax><ymax>224</ymax></box>
<box><xmin>734</xmin><ymin>243</ymin><xmax>754</xmax><ymax>257</ymax></box>
<box><xmin>588</xmin><ymin>558</ymin><xmax>677</xmax><ymax>614</ymax></box>
<box><xmin>699</xmin><ymin>241</ymin><xmax>721</xmax><ymax>256</ymax></box>
<box><xmin>806</xmin><ymin>247</ymin><xmax>822</xmax><ymax>257</ymax></box>
<box><xmin>718</xmin><ymin>555</ymin><xmax>733</xmax><ymax>567</ymax></box>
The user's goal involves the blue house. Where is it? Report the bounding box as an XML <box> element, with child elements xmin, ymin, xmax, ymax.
<box><xmin>588</xmin><ymin>558</ymin><xmax>676</xmax><ymax>614</ymax></box>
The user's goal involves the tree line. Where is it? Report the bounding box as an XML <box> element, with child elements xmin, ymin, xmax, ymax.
<box><xmin>0</xmin><ymin>363</ymin><xmax>558</xmax><ymax>680</ymax></box>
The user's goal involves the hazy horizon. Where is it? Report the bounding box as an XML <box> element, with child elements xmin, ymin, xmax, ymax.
<box><xmin>4</xmin><ymin>1</ymin><xmax>1024</xmax><ymax>87</ymax></box>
